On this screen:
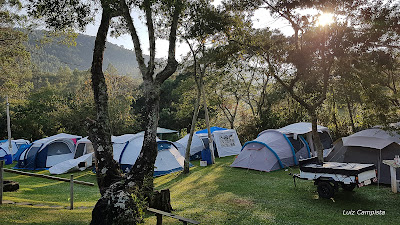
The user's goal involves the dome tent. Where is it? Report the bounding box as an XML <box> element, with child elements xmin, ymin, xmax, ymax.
<box><xmin>15</xmin><ymin>133</ymin><xmax>81</xmax><ymax>170</ymax></box>
<box><xmin>231</xmin><ymin>129</ymin><xmax>311</xmax><ymax>172</ymax></box>
<box><xmin>0</xmin><ymin>139</ymin><xmax>30</xmax><ymax>164</ymax></box>
<box><xmin>174</xmin><ymin>133</ymin><xmax>206</xmax><ymax>160</ymax></box>
<box><xmin>49</xmin><ymin>134</ymin><xmax>187</xmax><ymax>176</ymax></box>
<box><xmin>113</xmin><ymin>133</ymin><xmax>187</xmax><ymax>176</ymax></box>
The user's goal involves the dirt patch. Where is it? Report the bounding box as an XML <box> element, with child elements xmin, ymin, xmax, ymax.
<box><xmin>231</xmin><ymin>198</ymin><xmax>254</xmax><ymax>208</ymax></box>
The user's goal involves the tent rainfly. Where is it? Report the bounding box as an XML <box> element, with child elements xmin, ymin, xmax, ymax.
<box><xmin>15</xmin><ymin>133</ymin><xmax>81</xmax><ymax>170</ymax></box>
<box><xmin>231</xmin><ymin>129</ymin><xmax>311</xmax><ymax>172</ymax></box>
<box><xmin>326</xmin><ymin>128</ymin><xmax>400</xmax><ymax>184</ymax></box>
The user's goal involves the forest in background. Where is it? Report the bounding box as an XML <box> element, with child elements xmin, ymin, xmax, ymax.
<box><xmin>27</xmin><ymin>30</ymin><xmax>145</xmax><ymax>77</ymax></box>
<box><xmin>1</xmin><ymin>1</ymin><xmax>399</xmax><ymax>144</ymax></box>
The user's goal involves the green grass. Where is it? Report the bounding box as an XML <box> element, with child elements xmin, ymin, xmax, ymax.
<box><xmin>1</xmin><ymin>157</ymin><xmax>400</xmax><ymax>224</ymax></box>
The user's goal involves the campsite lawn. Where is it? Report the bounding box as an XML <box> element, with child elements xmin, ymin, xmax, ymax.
<box><xmin>1</xmin><ymin>157</ymin><xmax>400</xmax><ymax>224</ymax></box>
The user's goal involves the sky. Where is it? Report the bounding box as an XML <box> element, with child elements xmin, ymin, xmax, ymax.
<box><xmin>82</xmin><ymin>2</ymin><xmax>294</xmax><ymax>60</ymax></box>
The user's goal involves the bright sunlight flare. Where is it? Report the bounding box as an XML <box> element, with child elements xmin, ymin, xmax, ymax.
<box><xmin>317</xmin><ymin>13</ymin><xmax>334</xmax><ymax>26</ymax></box>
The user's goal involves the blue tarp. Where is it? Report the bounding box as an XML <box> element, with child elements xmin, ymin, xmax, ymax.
<box><xmin>196</xmin><ymin>127</ymin><xmax>227</xmax><ymax>134</ymax></box>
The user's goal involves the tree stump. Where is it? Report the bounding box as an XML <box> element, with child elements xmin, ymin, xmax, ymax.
<box><xmin>3</xmin><ymin>180</ymin><xmax>19</xmax><ymax>192</ymax></box>
<box><xmin>150</xmin><ymin>189</ymin><xmax>172</xmax><ymax>212</ymax></box>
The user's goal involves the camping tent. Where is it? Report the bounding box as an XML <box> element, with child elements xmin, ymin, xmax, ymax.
<box><xmin>49</xmin><ymin>137</ymin><xmax>95</xmax><ymax>174</ymax></box>
<box><xmin>137</xmin><ymin>127</ymin><xmax>178</xmax><ymax>140</ymax></box>
<box><xmin>175</xmin><ymin>127</ymin><xmax>242</xmax><ymax>160</ymax></box>
<box><xmin>207</xmin><ymin>129</ymin><xmax>242</xmax><ymax>157</ymax></box>
<box><xmin>231</xmin><ymin>129</ymin><xmax>311</xmax><ymax>172</ymax></box>
<box><xmin>277</xmin><ymin>122</ymin><xmax>333</xmax><ymax>157</ymax></box>
<box><xmin>174</xmin><ymin>133</ymin><xmax>205</xmax><ymax>160</ymax></box>
<box><xmin>0</xmin><ymin>139</ymin><xmax>30</xmax><ymax>165</ymax></box>
<box><xmin>326</xmin><ymin>128</ymin><xmax>400</xmax><ymax>184</ymax></box>
<box><xmin>15</xmin><ymin>133</ymin><xmax>81</xmax><ymax>170</ymax></box>
<box><xmin>49</xmin><ymin>153</ymin><xmax>94</xmax><ymax>175</ymax></box>
<box><xmin>74</xmin><ymin>137</ymin><xmax>95</xmax><ymax>159</ymax></box>
<box><xmin>113</xmin><ymin>133</ymin><xmax>186</xmax><ymax>176</ymax></box>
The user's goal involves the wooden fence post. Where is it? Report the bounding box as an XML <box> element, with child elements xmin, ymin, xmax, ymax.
<box><xmin>70</xmin><ymin>174</ymin><xmax>73</xmax><ymax>210</ymax></box>
<box><xmin>0</xmin><ymin>160</ymin><xmax>4</xmax><ymax>205</ymax></box>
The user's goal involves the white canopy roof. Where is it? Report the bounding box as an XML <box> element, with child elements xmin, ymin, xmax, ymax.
<box><xmin>277</xmin><ymin>122</ymin><xmax>329</xmax><ymax>135</ymax></box>
<box><xmin>32</xmin><ymin>133</ymin><xmax>81</xmax><ymax>146</ymax></box>
<box><xmin>342</xmin><ymin>128</ymin><xmax>400</xmax><ymax>150</ymax></box>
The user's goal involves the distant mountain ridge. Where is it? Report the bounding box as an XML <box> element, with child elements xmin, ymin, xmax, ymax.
<box><xmin>27</xmin><ymin>31</ymin><xmax>146</xmax><ymax>77</ymax></box>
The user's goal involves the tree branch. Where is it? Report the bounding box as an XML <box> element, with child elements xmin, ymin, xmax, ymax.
<box><xmin>120</xmin><ymin>0</ymin><xmax>148</xmax><ymax>77</ymax></box>
<box><xmin>155</xmin><ymin>1</ymin><xmax>181</xmax><ymax>84</ymax></box>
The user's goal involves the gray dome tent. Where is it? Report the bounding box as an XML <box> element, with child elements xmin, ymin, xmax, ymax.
<box><xmin>231</xmin><ymin>129</ymin><xmax>311</xmax><ymax>172</ymax></box>
<box><xmin>326</xmin><ymin>128</ymin><xmax>400</xmax><ymax>184</ymax></box>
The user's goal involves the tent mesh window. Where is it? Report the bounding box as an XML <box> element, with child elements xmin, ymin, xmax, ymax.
<box><xmin>288</xmin><ymin>137</ymin><xmax>305</xmax><ymax>153</ymax></box>
<box><xmin>47</xmin><ymin>142</ymin><xmax>72</xmax><ymax>156</ymax></box>
<box><xmin>75</xmin><ymin>143</ymin><xmax>85</xmax><ymax>158</ymax></box>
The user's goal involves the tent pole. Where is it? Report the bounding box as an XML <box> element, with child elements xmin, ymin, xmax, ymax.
<box><xmin>6</xmin><ymin>96</ymin><xmax>12</xmax><ymax>159</ymax></box>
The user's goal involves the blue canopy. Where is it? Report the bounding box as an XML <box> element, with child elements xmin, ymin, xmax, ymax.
<box><xmin>196</xmin><ymin>127</ymin><xmax>227</xmax><ymax>134</ymax></box>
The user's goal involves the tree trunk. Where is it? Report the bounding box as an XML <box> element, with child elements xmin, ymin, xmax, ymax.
<box><xmin>127</xmin><ymin>80</ymin><xmax>160</xmax><ymax>195</ymax></box>
<box><xmin>309</xmin><ymin>110</ymin><xmax>324</xmax><ymax>164</ymax></box>
<box><xmin>150</xmin><ymin>189</ymin><xmax>172</xmax><ymax>212</ymax></box>
<box><xmin>346</xmin><ymin>96</ymin><xmax>355</xmax><ymax>133</ymax></box>
<box><xmin>89</xmin><ymin>6</ymin><xmax>141</xmax><ymax>224</ymax></box>
<box><xmin>200</xmin><ymin>80</ymin><xmax>215</xmax><ymax>164</ymax></box>
<box><xmin>331</xmin><ymin>89</ymin><xmax>339</xmax><ymax>138</ymax></box>
<box><xmin>90</xmin><ymin>182</ymin><xmax>141</xmax><ymax>225</ymax></box>
<box><xmin>184</xmin><ymin>88</ymin><xmax>201</xmax><ymax>173</ymax></box>
<box><xmin>89</xmin><ymin>6</ymin><xmax>122</xmax><ymax>195</ymax></box>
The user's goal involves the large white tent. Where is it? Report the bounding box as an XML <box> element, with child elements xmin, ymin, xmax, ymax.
<box><xmin>113</xmin><ymin>133</ymin><xmax>187</xmax><ymax>176</ymax></box>
<box><xmin>277</xmin><ymin>122</ymin><xmax>333</xmax><ymax>157</ymax></box>
<box><xmin>15</xmin><ymin>133</ymin><xmax>81</xmax><ymax>170</ymax></box>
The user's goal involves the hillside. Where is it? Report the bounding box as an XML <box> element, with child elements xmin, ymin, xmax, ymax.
<box><xmin>27</xmin><ymin>31</ymin><xmax>146</xmax><ymax>77</ymax></box>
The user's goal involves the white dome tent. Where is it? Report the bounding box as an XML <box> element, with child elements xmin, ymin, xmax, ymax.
<box><xmin>15</xmin><ymin>133</ymin><xmax>81</xmax><ymax>170</ymax></box>
<box><xmin>113</xmin><ymin>133</ymin><xmax>186</xmax><ymax>176</ymax></box>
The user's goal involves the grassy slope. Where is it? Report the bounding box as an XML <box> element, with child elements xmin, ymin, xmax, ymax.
<box><xmin>1</xmin><ymin>157</ymin><xmax>400</xmax><ymax>224</ymax></box>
